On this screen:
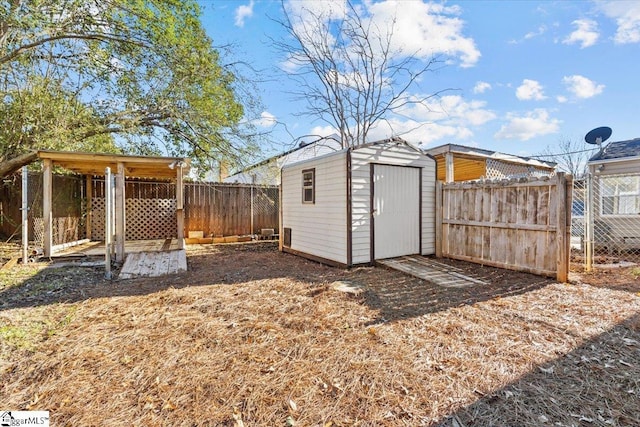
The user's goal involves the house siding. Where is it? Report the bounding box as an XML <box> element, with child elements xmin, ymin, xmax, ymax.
<box><xmin>281</xmin><ymin>151</ymin><xmax>348</xmax><ymax>264</ymax></box>
<box><xmin>591</xmin><ymin>157</ymin><xmax>640</xmax><ymax>176</ymax></box>
<box><xmin>225</xmin><ymin>138</ymin><xmax>343</xmax><ymax>185</ymax></box>
<box><xmin>350</xmin><ymin>143</ymin><xmax>436</xmax><ymax>264</ymax></box>
<box><xmin>588</xmin><ymin>159</ymin><xmax>640</xmax><ymax>247</ymax></box>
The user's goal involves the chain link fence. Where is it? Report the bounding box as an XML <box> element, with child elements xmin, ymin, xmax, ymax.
<box><xmin>0</xmin><ymin>171</ymin><xmax>84</xmax><ymax>247</ymax></box>
<box><xmin>571</xmin><ymin>172</ymin><xmax>640</xmax><ymax>269</ymax></box>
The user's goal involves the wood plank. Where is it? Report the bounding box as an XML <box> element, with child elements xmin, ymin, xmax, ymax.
<box><xmin>556</xmin><ymin>172</ymin><xmax>568</xmax><ymax>282</ymax></box>
<box><xmin>443</xmin><ymin>219</ymin><xmax>554</xmax><ymax>232</ymax></box>
<box><xmin>43</xmin><ymin>159</ymin><xmax>53</xmax><ymax>257</ymax></box>
<box><xmin>167</xmin><ymin>249</ymin><xmax>179</xmax><ymax>272</ymax></box>
<box><xmin>151</xmin><ymin>252</ymin><xmax>170</xmax><ymax>276</ymax></box>
<box><xmin>115</xmin><ymin>162</ymin><xmax>126</xmax><ymax>262</ymax></box>
<box><xmin>86</xmin><ymin>175</ymin><xmax>93</xmax><ymax>240</ymax></box>
<box><xmin>445</xmin><ymin>253</ymin><xmax>556</xmax><ymax>277</ymax></box>
<box><xmin>435</xmin><ymin>181</ymin><xmax>443</xmax><ymax>258</ymax></box>
<box><xmin>378</xmin><ymin>255</ymin><xmax>487</xmax><ymax>288</ymax></box>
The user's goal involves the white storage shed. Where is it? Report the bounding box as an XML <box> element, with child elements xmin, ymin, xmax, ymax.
<box><xmin>280</xmin><ymin>138</ymin><xmax>437</xmax><ymax>267</ymax></box>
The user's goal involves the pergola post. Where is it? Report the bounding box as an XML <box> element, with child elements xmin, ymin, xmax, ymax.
<box><xmin>176</xmin><ymin>164</ymin><xmax>185</xmax><ymax>249</ymax></box>
<box><xmin>445</xmin><ymin>152</ymin><xmax>454</xmax><ymax>183</ymax></box>
<box><xmin>21</xmin><ymin>166</ymin><xmax>29</xmax><ymax>264</ymax></box>
<box><xmin>43</xmin><ymin>158</ymin><xmax>53</xmax><ymax>257</ymax></box>
<box><xmin>85</xmin><ymin>175</ymin><xmax>93</xmax><ymax>240</ymax></box>
<box><xmin>115</xmin><ymin>162</ymin><xmax>126</xmax><ymax>262</ymax></box>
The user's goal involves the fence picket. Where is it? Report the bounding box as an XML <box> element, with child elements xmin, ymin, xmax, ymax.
<box><xmin>438</xmin><ymin>175</ymin><xmax>571</xmax><ymax>280</ymax></box>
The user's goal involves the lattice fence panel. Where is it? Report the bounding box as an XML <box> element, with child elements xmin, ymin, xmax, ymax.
<box><xmin>92</xmin><ymin>198</ymin><xmax>106</xmax><ymax>241</ymax></box>
<box><xmin>485</xmin><ymin>159</ymin><xmax>555</xmax><ymax>180</ymax></box>
<box><xmin>126</xmin><ymin>198</ymin><xmax>176</xmax><ymax>240</ymax></box>
<box><xmin>91</xmin><ymin>198</ymin><xmax>176</xmax><ymax>240</ymax></box>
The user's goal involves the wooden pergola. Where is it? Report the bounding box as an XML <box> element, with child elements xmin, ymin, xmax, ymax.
<box><xmin>36</xmin><ymin>150</ymin><xmax>190</xmax><ymax>261</ymax></box>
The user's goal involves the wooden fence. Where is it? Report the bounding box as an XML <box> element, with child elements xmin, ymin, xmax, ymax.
<box><xmin>184</xmin><ymin>182</ymin><xmax>279</xmax><ymax>237</ymax></box>
<box><xmin>436</xmin><ymin>173</ymin><xmax>572</xmax><ymax>281</ymax></box>
<box><xmin>0</xmin><ymin>173</ymin><xmax>279</xmax><ymax>242</ymax></box>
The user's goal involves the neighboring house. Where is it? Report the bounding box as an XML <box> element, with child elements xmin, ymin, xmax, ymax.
<box><xmin>280</xmin><ymin>137</ymin><xmax>436</xmax><ymax>267</ymax></box>
<box><xmin>227</xmin><ymin>139</ymin><xmax>556</xmax><ymax>185</ymax></box>
<box><xmin>424</xmin><ymin>143</ymin><xmax>556</xmax><ymax>182</ymax></box>
<box><xmin>223</xmin><ymin>135</ymin><xmax>343</xmax><ymax>185</ymax></box>
<box><xmin>587</xmin><ymin>137</ymin><xmax>640</xmax><ymax>251</ymax></box>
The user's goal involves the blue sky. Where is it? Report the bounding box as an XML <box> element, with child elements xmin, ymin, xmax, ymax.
<box><xmin>199</xmin><ymin>0</ymin><xmax>640</xmax><ymax>160</ymax></box>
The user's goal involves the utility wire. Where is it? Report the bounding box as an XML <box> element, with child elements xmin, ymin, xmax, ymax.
<box><xmin>533</xmin><ymin>146</ymin><xmax>600</xmax><ymax>158</ymax></box>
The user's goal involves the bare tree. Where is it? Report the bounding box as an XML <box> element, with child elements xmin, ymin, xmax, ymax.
<box><xmin>535</xmin><ymin>136</ymin><xmax>599</xmax><ymax>179</ymax></box>
<box><xmin>273</xmin><ymin>1</ymin><xmax>447</xmax><ymax>148</ymax></box>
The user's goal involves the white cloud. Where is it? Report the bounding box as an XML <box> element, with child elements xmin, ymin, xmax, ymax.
<box><xmin>365</xmin><ymin>94</ymin><xmax>496</xmax><ymax>144</ymax></box>
<box><xmin>255</xmin><ymin>111</ymin><xmax>277</xmax><ymax>128</ymax></box>
<box><xmin>556</xmin><ymin>95</ymin><xmax>568</xmax><ymax>103</ymax></box>
<box><xmin>598</xmin><ymin>1</ymin><xmax>640</xmax><ymax>44</ymax></box>
<box><xmin>473</xmin><ymin>81</ymin><xmax>491</xmax><ymax>94</ymax></box>
<box><xmin>509</xmin><ymin>25</ymin><xmax>547</xmax><ymax>44</ymax></box>
<box><xmin>368</xmin><ymin>119</ymin><xmax>473</xmax><ymax>145</ymax></box>
<box><xmin>284</xmin><ymin>0</ymin><xmax>480</xmax><ymax>68</ymax></box>
<box><xmin>366</xmin><ymin>1</ymin><xmax>480</xmax><ymax>67</ymax></box>
<box><xmin>234</xmin><ymin>0</ymin><xmax>255</xmax><ymax>28</ymax></box>
<box><xmin>309</xmin><ymin>125</ymin><xmax>337</xmax><ymax>138</ymax></box>
<box><xmin>494</xmin><ymin>109</ymin><xmax>560</xmax><ymax>141</ymax></box>
<box><xmin>562</xmin><ymin>75</ymin><xmax>605</xmax><ymax>99</ymax></box>
<box><xmin>525</xmin><ymin>25</ymin><xmax>547</xmax><ymax>40</ymax></box>
<box><xmin>515</xmin><ymin>79</ymin><xmax>546</xmax><ymax>101</ymax></box>
<box><xmin>563</xmin><ymin>19</ymin><xmax>599</xmax><ymax>48</ymax></box>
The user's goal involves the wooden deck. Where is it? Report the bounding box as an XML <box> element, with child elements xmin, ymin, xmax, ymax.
<box><xmin>55</xmin><ymin>239</ymin><xmax>181</xmax><ymax>257</ymax></box>
<box><xmin>54</xmin><ymin>239</ymin><xmax>187</xmax><ymax>279</ymax></box>
<box><xmin>119</xmin><ymin>249</ymin><xmax>187</xmax><ymax>279</ymax></box>
<box><xmin>377</xmin><ymin>255</ymin><xmax>488</xmax><ymax>288</ymax></box>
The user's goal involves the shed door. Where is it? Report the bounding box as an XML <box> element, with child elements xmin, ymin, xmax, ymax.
<box><xmin>372</xmin><ymin>164</ymin><xmax>420</xmax><ymax>259</ymax></box>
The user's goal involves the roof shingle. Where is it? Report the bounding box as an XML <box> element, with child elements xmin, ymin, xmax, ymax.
<box><xmin>589</xmin><ymin>138</ymin><xmax>640</xmax><ymax>161</ymax></box>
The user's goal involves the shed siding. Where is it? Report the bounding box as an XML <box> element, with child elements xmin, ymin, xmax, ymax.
<box><xmin>281</xmin><ymin>152</ymin><xmax>348</xmax><ymax>264</ymax></box>
<box><xmin>592</xmin><ymin>157</ymin><xmax>640</xmax><ymax>176</ymax></box>
<box><xmin>350</xmin><ymin>143</ymin><xmax>436</xmax><ymax>264</ymax></box>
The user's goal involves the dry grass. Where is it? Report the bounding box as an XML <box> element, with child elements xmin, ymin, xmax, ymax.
<box><xmin>0</xmin><ymin>242</ymin><xmax>639</xmax><ymax>426</ymax></box>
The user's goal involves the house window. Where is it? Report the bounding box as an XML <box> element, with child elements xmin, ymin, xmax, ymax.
<box><xmin>601</xmin><ymin>175</ymin><xmax>640</xmax><ymax>216</ymax></box>
<box><xmin>302</xmin><ymin>168</ymin><xmax>315</xmax><ymax>204</ymax></box>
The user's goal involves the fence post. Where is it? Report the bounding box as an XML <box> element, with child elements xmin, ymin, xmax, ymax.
<box><xmin>86</xmin><ymin>175</ymin><xmax>93</xmax><ymax>240</ymax></box>
<box><xmin>176</xmin><ymin>164</ymin><xmax>184</xmax><ymax>249</ymax></box>
<box><xmin>43</xmin><ymin>159</ymin><xmax>52</xmax><ymax>257</ymax></box>
<box><xmin>435</xmin><ymin>180</ymin><xmax>443</xmax><ymax>258</ymax></box>
<box><xmin>21</xmin><ymin>167</ymin><xmax>28</xmax><ymax>264</ymax></box>
<box><xmin>250</xmin><ymin>184</ymin><xmax>254</xmax><ymax>236</ymax></box>
<box><xmin>115</xmin><ymin>162</ymin><xmax>126</xmax><ymax>262</ymax></box>
<box><xmin>105</xmin><ymin>167</ymin><xmax>112</xmax><ymax>279</ymax></box>
<box><xmin>584</xmin><ymin>172</ymin><xmax>593</xmax><ymax>272</ymax></box>
<box><xmin>556</xmin><ymin>172</ymin><xmax>568</xmax><ymax>282</ymax></box>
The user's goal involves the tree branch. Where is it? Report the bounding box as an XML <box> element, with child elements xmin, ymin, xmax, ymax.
<box><xmin>0</xmin><ymin>151</ymin><xmax>38</xmax><ymax>178</ymax></box>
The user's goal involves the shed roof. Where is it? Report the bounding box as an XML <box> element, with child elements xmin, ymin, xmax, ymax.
<box><xmin>37</xmin><ymin>150</ymin><xmax>190</xmax><ymax>179</ymax></box>
<box><xmin>424</xmin><ymin>143</ymin><xmax>556</xmax><ymax>170</ymax></box>
<box><xmin>588</xmin><ymin>138</ymin><xmax>640</xmax><ymax>162</ymax></box>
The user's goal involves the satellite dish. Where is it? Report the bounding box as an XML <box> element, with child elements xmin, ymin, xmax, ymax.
<box><xmin>585</xmin><ymin>126</ymin><xmax>612</xmax><ymax>146</ymax></box>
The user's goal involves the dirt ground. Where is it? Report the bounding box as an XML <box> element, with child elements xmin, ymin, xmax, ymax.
<box><xmin>0</xmin><ymin>241</ymin><xmax>639</xmax><ymax>426</ymax></box>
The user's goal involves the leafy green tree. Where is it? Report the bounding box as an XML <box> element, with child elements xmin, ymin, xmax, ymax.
<box><xmin>0</xmin><ymin>0</ymin><xmax>254</xmax><ymax>177</ymax></box>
